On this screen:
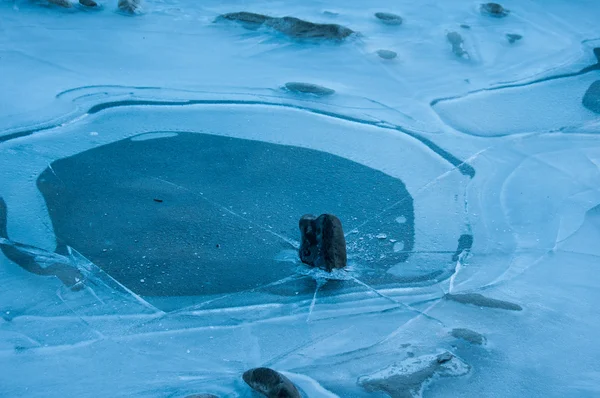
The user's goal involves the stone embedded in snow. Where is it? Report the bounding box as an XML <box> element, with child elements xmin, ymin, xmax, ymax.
<box><xmin>216</xmin><ymin>12</ymin><xmax>354</xmax><ymax>41</ymax></box>
<box><xmin>374</xmin><ymin>12</ymin><xmax>403</xmax><ymax>25</ymax></box>
<box><xmin>447</xmin><ymin>31</ymin><xmax>468</xmax><ymax>58</ymax></box>
<box><xmin>118</xmin><ymin>0</ymin><xmax>140</xmax><ymax>13</ymax></box>
<box><xmin>242</xmin><ymin>367</ymin><xmax>301</xmax><ymax>398</ymax></box>
<box><xmin>506</xmin><ymin>33</ymin><xmax>522</xmax><ymax>44</ymax></box>
<box><xmin>480</xmin><ymin>3</ymin><xmax>510</xmax><ymax>18</ymax></box>
<box><xmin>358</xmin><ymin>351</ymin><xmax>469</xmax><ymax>397</ymax></box>
<box><xmin>377</xmin><ymin>49</ymin><xmax>398</xmax><ymax>60</ymax></box>
<box><xmin>582</xmin><ymin>80</ymin><xmax>600</xmax><ymax>114</ymax></box>
<box><xmin>78</xmin><ymin>0</ymin><xmax>97</xmax><ymax>6</ymax></box>
<box><xmin>451</xmin><ymin>328</ymin><xmax>486</xmax><ymax>345</ymax></box>
<box><xmin>184</xmin><ymin>395</ymin><xmax>219</xmax><ymax>398</ymax></box>
<box><xmin>284</xmin><ymin>82</ymin><xmax>335</xmax><ymax>96</ymax></box>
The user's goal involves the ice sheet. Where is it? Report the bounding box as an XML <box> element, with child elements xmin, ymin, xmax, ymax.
<box><xmin>1</xmin><ymin>0</ymin><xmax>600</xmax><ymax>397</ymax></box>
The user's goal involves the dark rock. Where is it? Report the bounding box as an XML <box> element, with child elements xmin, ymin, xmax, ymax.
<box><xmin>48</xmin><ymin>0</ymin><xmax>72</xmax><ymax>7</ymax></box>
<box><xmin>284</xmin><ymin>82</ymin><xmax>335</xmax><ymax>96</ymax></box>
<box><xmin>451</xmin><ymin>328</ymin><xmax>486</xmax><ymax>345</ymax></box>
<box><xmin>594</xmin><ymin>48</ymin><xmax>600</xmax><ymax>63</ymax></box>
<box><xmin>376</xmin><ymin>49</ymin><xmax>397</xmax><ymax>60</ymax></box>
<box><xmin>217</xmin><ymin>11</ymin><xmax>271</xmax><ymax>27</ymax></box>
<box><xmin>118</xmin><ymin>0</ymin><xmax>140</xmax><ymax>13</ymax></box>
<box><xmin>447</xmin><ymin>31</ymin><xmax>468</xmax><ymax>58</ymax></box>
<box><xmin>445</xmin><ymin>293</ymin><xmax>522</xmax><ymax>311</ymax></box>
<box><xmin>266</xmin><ymin>16</ymin><xmax>353</xmax><ymax>40</ymax></box>
<box><xmin>452</xmin><ymin>234</ymin><xmax>473</xmax><ymax>261</ymax></box>
<box><xmin>506</xmin><ymin>33</ymin><xmax>522</xmax><ymax>44</ymax></box>
<box><xmin>480</xmin><ymin>3</ymin><xmax>509</xmax><ymax>18</ymax></box>
<box><xmin>583</xmin><ymin>80</ymin><xmax>600</xmax><ymax>114</ymax></box>
<box><xmin>78</xmin><ymin>0</ymin><xmax>97</xmax><ymax>6</ymax></box>
<box><xmin>460</xmin><ymin>24</ymin><xmax>471</xmax><ymax>29</ymax></box>
<box><xmin>184</xmin><ymin>395</ymin><xmax>219</xmax><ymax>398</ymax></box>
<box><xmin>436</xmin><ymin>352</ymin><xmax>453</xmax><ymax>363</ymax></box>
<box><xmin>242</xmin><ymin>367</ymin><xmax>301</xmax><ymax>398</ymax></box>
<box><xmin>216</xmin><ymin>12</ymin><xmax>354</xmax><ymax>41</ymax></box>
<box><xmin>299</xmin><ymin>214</ymin><xmax>347</xmax><ymax>272</ymax></box>
<box><xmin>374</xmin><ymin>12</ymin><xmax>403</xmax><ymax>25</ymax></box>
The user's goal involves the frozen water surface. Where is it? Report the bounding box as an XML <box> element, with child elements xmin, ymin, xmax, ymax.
<box><xmin>0</xmin><ymin>0</ymin><xmax>599</xmax><ymax>397</ymax></box>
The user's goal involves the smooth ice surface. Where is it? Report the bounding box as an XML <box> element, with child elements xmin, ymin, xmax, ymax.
<box><xmin>1</xmin><ymin>0</ymin><xmax>600</xmax><ymax>397</ymax></box>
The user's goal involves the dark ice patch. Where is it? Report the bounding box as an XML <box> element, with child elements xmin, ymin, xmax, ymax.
<box><xmin>36</xmin><ymin>132</ymin><xmax>416</xmax><ymax>297</ymax></box>
<box><xmin>445</xmin><ymin>293</ymin><xmax>522</xmax><ymax>311</ymax></box>
<box><xmin>582</xmin><ymin>80</ymin><xmax>600</xmax><ymax>114</ymax></box>
<box><xmin>283</xmin><ymin>82</ymin><xmax>335</xmax><ymax>96</ymax></box>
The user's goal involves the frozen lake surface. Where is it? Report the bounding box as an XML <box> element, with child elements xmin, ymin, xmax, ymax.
<box><xmin>1</xmin><ymin>0</ymin><xmax>599</xmax><ymax>397</ymax></box>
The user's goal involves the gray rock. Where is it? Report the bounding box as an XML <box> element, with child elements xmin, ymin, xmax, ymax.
<box><xmin>506</xmin><ymin>33</ymin><xmax>522</xmax><ymax>44</ymax></box>
<box><xmin>284</xmin><ymin>82</ymin><xmax>335</xmax><ymax>96</ymax></box>
<box><xmin>184</xmin><ymin>395</ymin><xmax>219</xmax><ymax>398</ymax></box>
<box><xmin>374</xmin><ymin>12</ymin><xmax>403</xmax><ymax>25</ymax></box>
<box><xmin>242</xmin><ymin>367</ymin><xmax>301</xmax><ymax>398</ymax></box>
<box><xmin>79</xmin><ymin>0</ymin><xmax>97</xmax><ymax>6</ymax></box>
<box><xmin>583</xmin><ymin>80</ymin><xmax>600</xmax><ymax>114</ymax></box>
<box><xmin>216</xmin><ymin>12</ymin><xmax>354</xmax><ymax>41</ymax></box>
<box><xmin>118</xmin><ymin>0</ymin><xmax>140</xmax><ymax>13</ymax></box>
<box><xmin>451</xmin><ymin>328</ymin><xmax>486</xmax><ymax>345</ymax></box>
<box><xmin>447</xmin><ymin>31</ymin><xmax>468</xmax><ymax>58</ymax></box>
<box><xmin>445</xmin><ymin>293</ymin><xmax>522</xmax><ymax>311</ymax></box>
<box><xmin>359</xmin><ymin>352</ymin><xmax>469</xmax><ymax>398</ymax></box>
<box><xmin>299</xmin><ymin>214</ymin><xmax>347</xmax><ymax>272</ymax></box>
<box><xmin>377</xmin><ymin>49</ymin><xmax>397</xmax><ymax>60</ymax></box>
<box><xmin>48</xmin><ymin>0</ymin><xmax>72</xmax><ymax>7</ymax></box>
<box><xmin>480</xmin><ymin>3</ymin><xmax>509</xmax><ymax>18</ymax></box>
<box><xmin>460</xmin><ymin>24</ymin><xmax>471</xmax><ymax>29</ymax></box>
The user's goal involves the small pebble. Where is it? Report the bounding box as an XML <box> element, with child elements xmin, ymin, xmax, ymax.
<box><xmin>374</xmin><ymin>12</ymin><xmax>403</xmax><ymax>25</ymax></box>
<box><xmin>377</xmin><ymin>49</ymin><xmax>397</xmax><ymax>60</ymax></box>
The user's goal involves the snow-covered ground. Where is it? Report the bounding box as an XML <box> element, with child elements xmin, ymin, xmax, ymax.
<box><xmin>1</xmin><ymin>0</ymin><xmax>599</xmax><ymax>397</ymax></box>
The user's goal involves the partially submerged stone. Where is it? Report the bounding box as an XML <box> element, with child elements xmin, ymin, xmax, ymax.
<box><xmin>118</xmin><ymin>0</ymin><xmax>140</xmax><ymax>13</ymax></box>
<box><xmin>506</xmin><ymin>33</ymin><xmax>522</xmax><ymax>44</ymax></box>
<box><xmin>359</xmin><ymin>352</ymin><xmax>469</xmax><ymax>397</ymax></box>
<box><xmin>583</xmin><ymin>80</ymin><xmax>600</xmax><ymax>114</ymax></box>
<box><xmin>284</xmin><ymin>82</ymin><xmax>335</xmax><ymax>96</ymax></box>
<box><xmin>377</xmin><ymin>49</ymin><xmax>397</xmax><ymax>60</ymax></box>
<box><xmin>480</xmin><ymin>3</ymin><xmax>509</xmax><ymax>18</ymax></box>
<box><xmin>216</xmin><ymin>12</ymin><xmax>354</xmax><ymax>41</ymax></box>
<box><xmin>299</xmin><ymin>214</ymin><xmax>347</xmax><ymax>272</ymax></box>
<box><xmin>374</xmin><ymin>12</ymin><xmax>403</xmax><ymax>25</ymax></box>
<box><xmin>79</xmin><ymin>0</ymin><xmax>98</xmax><ymax>7</ymax></box>
<box><xmin>242</xmin><ymin>367</ymin><xmax>301</xmax><ymax>398</ymax></box>
<box><xmin>48</xmin><ymin>0</ymin><xmax>72</xmax><ymax>8</ymax></box>
<box><xmin>447</xmin><ymin>31</ymin><xmax>468</xmax><ymax>58</ymax></box>
<box><xmin>445</xmin><ymin>293</ymin><xmax>522</xmax><ymax>311</ymax></box>
<box><xmin>451</xmin><ymin>328</ymin><xmax>486</xmax><ymax>345</ymax></box>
